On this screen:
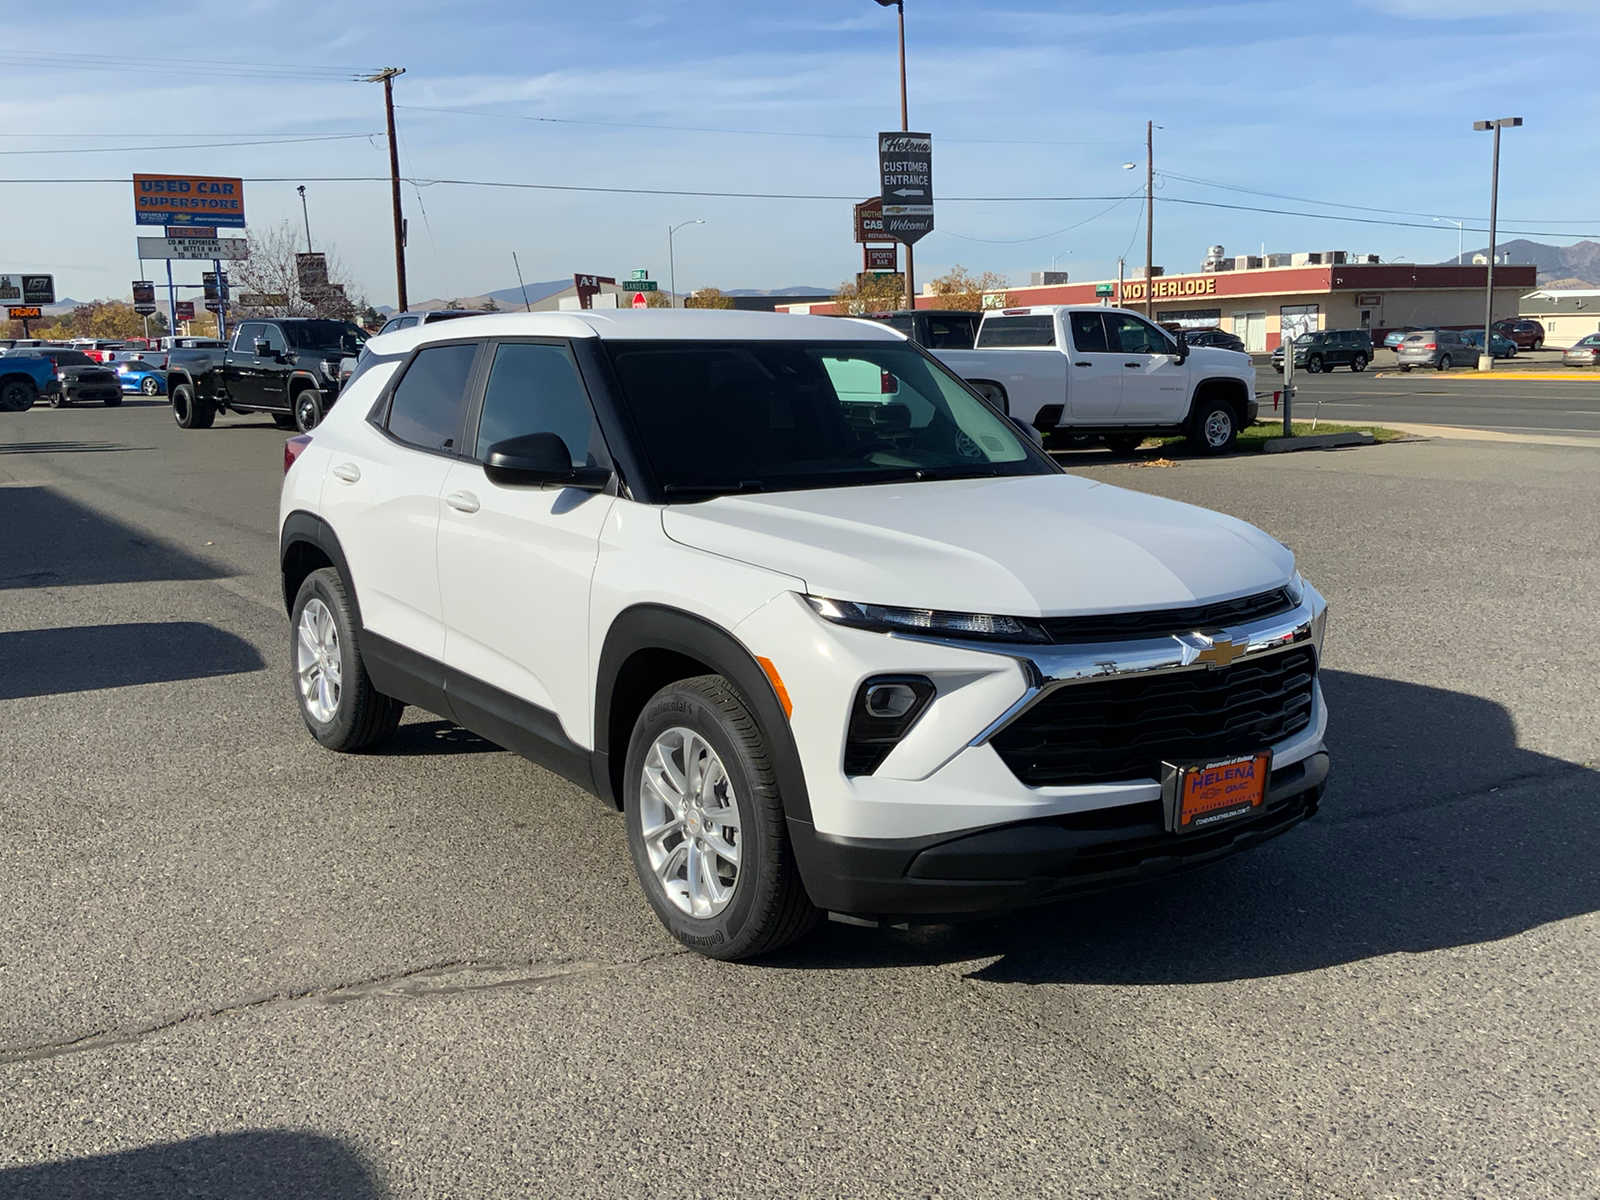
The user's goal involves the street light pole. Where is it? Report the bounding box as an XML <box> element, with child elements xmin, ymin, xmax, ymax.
<box><xmin>874</xmin><ymin>0</ymin><xmax>914</xmax><ymax>312</ymax></box>
<box><xmin>1433</xmin><ymin>217</ymin><xmax>1464</xmax><ymax>265</ymax></box>
<box><xmin>297</xmin><ymin>185</ymin><xmax>313</xmax><ymax>254</ymax></box>
<box><xmin>668</xmin><ymin>219</ymin><xmax>705</xmax><ymax>308</ymax></box>
<box><xmin>1144</xmin><ymin>118</ymin><xmax>1154</xmax><ymax>320</ymax></box>
<box><xmin>1473</xmin><ymin>116</ymin><xmax>1522</xmax><ymax>371</ymax></box>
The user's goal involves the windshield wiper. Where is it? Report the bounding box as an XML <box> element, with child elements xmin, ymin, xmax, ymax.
<box><xmin>662</xmin><ymin>480</ymin><xmax>768</xmax><ymax>498</ymax></box>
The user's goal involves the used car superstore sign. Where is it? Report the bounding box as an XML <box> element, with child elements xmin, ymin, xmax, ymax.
<box><xmin>133</xmin><ymin>174</ymin><xmax>246</xmax><ymax>227</ymax></box>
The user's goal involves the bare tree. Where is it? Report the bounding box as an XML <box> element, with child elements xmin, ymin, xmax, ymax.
<box><xmin>832</xmin><ymin>273</ymin><xmax>906</xmax><ymax>315</ymax></box>
<box><xmin>226</xmin><ymin>221</ymin><xmax>368</xmax><ymax>323</ymax></box>
<box><xmin>928</xmin><ymin>266</ymin><xmax>1009</xmax><ymax>311</ymax></box>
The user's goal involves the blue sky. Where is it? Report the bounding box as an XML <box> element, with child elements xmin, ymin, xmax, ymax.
<box><xmin>4</xmin><ymin>0</ymin><xmax>1600</xmax><ymax>306</ymax></box>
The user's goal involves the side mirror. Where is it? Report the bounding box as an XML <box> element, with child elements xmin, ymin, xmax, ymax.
<box><xmin>253</xmin><ymin>340</ymin><xmax>271</xmax><ymax>356</ymax></box>
<box><xmin>1170</xmin><ymin>330</ymin><xmax>1189</xmax><ymax>364</ymax></box>
<box><xmin>484</xmin><ymin>432</ymin><xmax>611</xmax><ymax>491</ymax></box>
<box><xmin>1009</xmin><ymin>414</ymin><xmax>1044</xmax><ymax>447</ymax></box>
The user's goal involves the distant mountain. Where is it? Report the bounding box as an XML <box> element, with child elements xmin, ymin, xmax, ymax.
<box><xmin>1446</xmin><ymin>239</ymin><xmax>1600</xmax><ymax>287</ymax></box>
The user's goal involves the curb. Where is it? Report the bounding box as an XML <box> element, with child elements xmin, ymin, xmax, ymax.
<box><xmin>1261</xmin><ymin>432</ymin><xmax>1376</xmax><ymax>454</ymax></box>
<box><xmin>1372</xmin><ymin>371</ymin><xmax>1596</xmax><ymax>381</ymax></box>
<box><xmin>1378</xmin><ymin>422</ymin><xmax>1599</xmax><ymax>448</ymax></box>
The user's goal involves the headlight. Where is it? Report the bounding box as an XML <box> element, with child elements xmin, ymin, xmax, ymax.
<box><xmin>1285</xmin><ymin>570</ymin><xmax>1306</xmax><ymax>606</ymax></box>
<box><xmin>805</xmin><ymin>595</ymin><xmax>1047</xmax><ymax>643</ymax></box>
<box><xmin>319</xmin><ymin>358</ymin><xmax>340</xmax><ymax>382</ymax></box>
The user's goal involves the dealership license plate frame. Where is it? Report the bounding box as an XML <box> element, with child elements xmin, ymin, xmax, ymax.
<box><xmin>1161</xmin><ymin>751</ymin><xmax>1272</xmax><ymax>834</ymax></box>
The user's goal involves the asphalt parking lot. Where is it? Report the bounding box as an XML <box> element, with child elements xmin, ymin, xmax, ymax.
<box><xmin>2</xmin><ymin>398</ymin><xmax>1598</xmax><ymax>1198</ymax></box>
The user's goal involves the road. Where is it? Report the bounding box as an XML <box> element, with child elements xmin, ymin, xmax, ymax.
<box><xmin>2</xmin><ymin>399</ymin><xmax>1598</xmax><ymax>1198</ymax></box>
<box><xmin>1253</xmin><ymin>350</ymin><xmax>1600</xmax><ymax>439</ymax></box>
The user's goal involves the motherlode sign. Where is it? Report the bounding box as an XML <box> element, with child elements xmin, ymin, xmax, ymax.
<box><xmin>878</xmin><ymin>132</ymin><xmax>933</xmax><ymax>244</ymax></box>
<box><xmin>133</xmin><ymin>174</ymin><xmax>246</xmax><ymax>228</ymax></box>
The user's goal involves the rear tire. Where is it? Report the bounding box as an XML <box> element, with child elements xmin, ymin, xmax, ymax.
<box><xmin>0</xmin><ymin>379</ymin><xmax>35</xmax><ymax>412</ymax></box>
<box><xmin>103</xmin><ymin>394</ymin><xmax>122</xmax><ymax>407</ymax></box>
<box><xmin>293</xmin><ymin>388</ymin><xmax>324</xmax><ymax>433</ymax></box>
<box><xmin>1350</xmin><ymin>354</ymin><xmax>1367</xmax><ymax>372</ymax></box>
<box><xmin>1187</xmin><ymin>395</ymin><xmax>1239</xmax><ymax>455</ymax></box>
<box><xmin>1105</xmin><ymin>433</ymin><xmax>1145</xmax><ymax>454</ymax></box>
<box><xmin>291</xmin><ymin>567</ymin><xmax>402</xmax><ymax>752</ymax></box>
<box><xmin>1399</xmin><ymin>364</ymin><xmax>1412</xmax><ymax>373</ymax></box>
<box><xmin>1533</xmin><ymin>338</ymin><xmax>1543</xmax><ymax>351</ymax></box>
<box><xmin>1437</xmin><ymin>355</ymin><xmax>1451</xmax><ymax>371</ymax></box>
<box><xmin>48</xmin><ymin>391</ymin><xmax>66</xmax><ymax>408</ymax></box>
<box><xmin>624</xmin><ymin>675</ymin><xmax>819</xmax><ymax>960</ymax></box>
<box><xmin>172</xmin><ymin>382</ymin><xmax>215</xmax><ymax>429</ymax></box>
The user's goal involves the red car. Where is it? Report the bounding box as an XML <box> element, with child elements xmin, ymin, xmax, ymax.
<box><xmin>1492</xmin><ymin>319</ymin><xmax>1545</xmax><ymax>351</ymax></box>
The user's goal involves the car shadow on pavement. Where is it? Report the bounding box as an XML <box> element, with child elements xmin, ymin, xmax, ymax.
<box><xmin>0</xmin><ymin>622</ymin><xmax>264</xmax><ymax>700</ymax></box>
<box><xmin>779</xmin><ymin>669</ymin><xmax>1600</xmax><ymax>983</ymax></box>
<box><xmin>0</xmin><ymin>1130</ymin><xmax>384</xmax><ymax>1200</ymax></box>
<box><xmin>378</xmin><ymin>717</ymin><xmax>500</xmax><ymax>757</ymax></box>
<box><xmin>0</xmin><ymin>439</ymin><xmax>146</xmax><ymax>454</ymax></box>
<box><xmin>0</xmin><ymin>487</ymin><xmax>234</xmax><ymax>589</ymax></box>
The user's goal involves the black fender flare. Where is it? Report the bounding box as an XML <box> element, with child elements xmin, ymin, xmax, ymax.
<box><xmin>594</xmin><ymin>604</ymin><xmax>812</xmax><ymax>822</ymax></box>
<box><xmin>1185</xmin><ymin>376</ymin><xmax>1252</xmax><ymax>424</ymax></box>
<box><xmin>286</xmin><ymin>371</ymin><xmax>326</xmax><ymax>401</ymax></box>
<box><xmin>278</xmin><ymin>510</ymin><xmax>360</xmax><ymax>625</ymax></box>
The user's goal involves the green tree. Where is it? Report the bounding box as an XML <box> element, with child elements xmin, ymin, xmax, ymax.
<box><xmin>928</xmin><ymin>266</ymin><xmax>1009</xmax><ymax>311</ymax></box>
<box><xmin>684</xmin><ymin>287</ymin><xmax>735</xmax><ymax>309</ymax></box>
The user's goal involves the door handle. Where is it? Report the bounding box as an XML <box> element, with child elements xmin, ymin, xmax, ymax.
<box><xmin>1124</xmin><ymin>362</ymin><xmax>1141</xmax><ymax>368</ymax></box>
<box><xmin>1073</xmin><ymin>361</ymin><xmax>1091</xmax><ymax>367</ymax></box>
<box><xmin>445</xmin><ymin>490</ymin><xmax>480</xmax><ymax>514</ymax></box>
<box><xmin>332</xmin><ymin>463</ymin><xmax>361</xmax><ymax>484</ymax></box>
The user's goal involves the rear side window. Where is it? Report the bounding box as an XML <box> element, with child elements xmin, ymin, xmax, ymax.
<box><xmin>924</xmin><ymin>314</ymin><xmax>978</xmax><ymax>349</ymax></box>
<box><xmin>385</xmin><ymin>342</ymin><xmax>479</xmax><ymax>453</ymax></box>
<box><xmin>1068</xmin><ymin>312</ymin><xmax>1109</xmax><ymax>353</ymax></box>
<box><xmin>474</xmin><ymin>342</ymin><xmax>599</xmax><ymax>466</ymax></box>
<box><xmin>976</xmin><ymin>315</ymin><xmax>1056</xmax><ymax>348</ymax></box>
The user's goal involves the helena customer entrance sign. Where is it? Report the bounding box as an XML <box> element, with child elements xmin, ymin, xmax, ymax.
<box><xmin>878</xmin><ymin>131</ymin><xmax>933</xmax><ymax>244</ymax></box>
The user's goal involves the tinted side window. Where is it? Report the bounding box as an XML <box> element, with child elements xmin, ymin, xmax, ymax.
<box><xmin>234</xmin><ymin>322</ymin><xmax>264</xmax><ymax>353</ymax></box>
<box><xmin>1068</xmin><ymin>312</ymin><xmax>1109</xmax><ymax>353</ymax></box>
<box><xmin>258</xmin><ymin>324</ymin><xmax>286</xmax><ymax>354</ymax></box>
<box><xmin>474</xmin><ymin>342</ymin><xmax>598</xmax><ymax>466</ymax></box>
<box><xmin>1106</xmin><ymin>313</ymin><xmax>1173</xmax><ymax>355</ymax></box>
<box><xmin>386</xmin><ymin>342</ymin><xmax>479</xmax><ymax>453</ymax></box>
<box><xmin>923</xmin><ymin>316</ymin><xmax>976</xmax><ymax>349</ymax></box>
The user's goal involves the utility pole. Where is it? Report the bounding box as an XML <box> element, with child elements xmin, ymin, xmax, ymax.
<box><xmin>366</xmin><ymin>67</ymin><xmax>408</xmax><ymax>313</ymax></box>
<box><xmin>297</xmin><ymin>185</ymin><xmax>313</xmax><ymax>253</ymax></box>
<box><xmin>1144</xmin><ymin>119</ymin><xmax>1154</xmax><ymax>320</ymax></box>
<box><xmin>874</xmin><ymin>0</ymin><xmax>915</xmax><ymax>312</ymax></box>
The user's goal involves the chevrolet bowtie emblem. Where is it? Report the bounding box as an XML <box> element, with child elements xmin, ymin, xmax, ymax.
<box><xmin>1193</xmin><ymin>634</ymin><xmax>1244</xmax><ymax>668</ymax></box>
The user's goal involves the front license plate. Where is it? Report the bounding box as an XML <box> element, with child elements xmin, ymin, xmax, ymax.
<box><xmin>1163</xmin><ymin>752</ymin><xmax>1271</xmax><ymax>833</ymax></box>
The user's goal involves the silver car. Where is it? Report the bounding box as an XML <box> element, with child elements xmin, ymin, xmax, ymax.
<box><xmin>1395</xmin><ymin>329</ymin><xmax>1474</xmax><ymax>371</ymax></box>
<box><xmin>1561</xmin><ymin>333</ymin><xmax>1600</xmax><ymax>367</ymax></box>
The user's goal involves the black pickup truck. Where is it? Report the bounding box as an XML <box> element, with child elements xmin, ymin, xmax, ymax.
<box><xmin>167</xmin><ymin>317</ymin><xmax>367</xmax><ymax>431</ymax></box>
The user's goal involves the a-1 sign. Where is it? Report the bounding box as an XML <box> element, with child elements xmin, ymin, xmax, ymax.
<box><xmin>879</xmin><ymin>131</ymin><xmax>933</xmax><ymax>245</ymax></box>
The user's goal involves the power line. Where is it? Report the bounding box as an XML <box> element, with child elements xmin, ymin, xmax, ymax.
<box><xmin>393</xmin><ymin>102</ymin><xmax>1135</xmax><ymax>148</ymax></box>
<box><xmin>0</xmin><ymin>133</ymin><xmax>381</xmax><ymax>157</ymax></box>
<box><xmin>943</xmin><ymin>190</ymin><xmax>1142</xmax><ymax>245</ymax></box>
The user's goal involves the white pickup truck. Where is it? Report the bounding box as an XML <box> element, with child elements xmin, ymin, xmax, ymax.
<box><xmin>931</xmin><ymin>305</ymin><xmax>1258</xmax><ymax>454</ymax></box>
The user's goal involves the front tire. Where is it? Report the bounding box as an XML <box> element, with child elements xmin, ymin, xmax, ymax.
<box><xmin>1187</xmin><ymin>397</ymin><xmax>1238</xmax><ymax>455</ymax></box>
<box><xmin>48</xmin><ymin>391</ymin><xmax>66</xmax><ymax>408</ymax></box>
<box><xmin>293</xmin><ymin>388</ymin><xmax>324</xmax><ymax>433</ymax></box>
<box><xmin>140</xmin><ymin>377</ymin><xmax>161</xmax><ymax>396</ymax></box>
<box><xmin>171</xmin><ymin>382</ymin><xmax>215</xmax><ymax>429</ymax></box>
<box><xmin>291</xmin><ymin>568</ymin><xmax>402</xmax><ymax>752</ymax></box>
<box><xmin>1105</xmin><ymin>433</ymin><xmax>1145</xmax><ymax>454</ymax></box>
<box><xmin>624</xmin><ymin>675</ymin><xmax>818</xmax><ymax>960</ymax></box>
<box><xmin>1306</xmin><ymin>355</ymin><xmax>1324</xmax><ymax>374</ymax></box>
<box><xmin>103</xmin><ymin>394</ymin><xmax>122</xmax><ymax>407</ymax></box>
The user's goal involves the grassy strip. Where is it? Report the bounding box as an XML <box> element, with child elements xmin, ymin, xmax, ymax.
<box><xmin>1154</xmin><ymin>421</ymin><xmax>1407</xmax><ymax>454</ymax></box>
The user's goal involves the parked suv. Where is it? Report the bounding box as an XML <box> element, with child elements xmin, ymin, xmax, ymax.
<box><xmin>1492</xmin><ymin>318</ymin><xmax>1544</xmax><ymax>351</ymax></box>
<box><xmin>1395</xmin><ymin>329</ymin><xmax>1474</xmax><ymax>371</ymax></box>
<box><xmin>1271</xmin><ymin>329</ymin><xmax>1372</xmax><ymax>373</ymax></box>
<box><xmin>279</xmin><ymin>310</ymin><xmax>1330</xmax><ymax>959</ymax></box>
<box><xmin>852</xmin><ymin>309</ymin><xmax>982</xmax><ymax>350</ymax></box>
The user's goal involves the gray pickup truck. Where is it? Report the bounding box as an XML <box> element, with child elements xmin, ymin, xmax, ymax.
<box><xmin>166</xmin><ymin>317</ymin><xmax>367</xmax><ymax>431</ymax></box>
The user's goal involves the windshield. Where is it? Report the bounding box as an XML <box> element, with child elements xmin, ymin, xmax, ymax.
<box><xmin>603</xmin><ymin>340</ymin><xmax>1054</xmax><ymax>500</ymax></box>
<box><xmin>46</xmin><ymin>351</ymin><xmax>94</xmax><ymax>365</ymax></box>
<box><xmin>283</xmin><ymin>320</ymin><xmax>367</xmax><ymax>352</ymax></box>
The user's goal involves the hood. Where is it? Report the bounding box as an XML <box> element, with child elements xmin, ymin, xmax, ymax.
<box><xmin>1188</xmin><ymin>344</ymin><xmax>1250</xmax><ymax>369</ymax></box>
<box><xmin>58</xmin><ymin>363</ymin><xmax>116</xmax><ymax>378</ymax></box>
<box><xmin>661</xmin><ymin>474</ymin><xmax>1294</xmax><ymax>616</ymax></box>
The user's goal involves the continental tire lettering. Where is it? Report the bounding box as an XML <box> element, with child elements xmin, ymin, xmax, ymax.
<box><xmin>676</xmin><ymin>929</ymin><xmax>725</xmax><ymax>948</ymax></box>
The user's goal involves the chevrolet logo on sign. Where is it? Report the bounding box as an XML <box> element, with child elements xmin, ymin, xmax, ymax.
<box><xmin>1192</xmin><ymin>634</ymin><xmax>1245</xmax><ymax>668</ymax></box>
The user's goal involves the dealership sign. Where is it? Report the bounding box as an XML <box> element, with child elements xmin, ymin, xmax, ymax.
<box><xmin>878</xmin><ymin>132</ymin><xmax>933</xmax><ymax>245</ymax></box>
<box><xmin>174</xmin><ymin>301</ymin><xmax>195</xmax><ymax>321</ymax></box>
<box><xmin>132</xmin><ymin>280</ymin><xmax>156</xmax><ymax>314</ymax></box>
<box><xmin>0</xmin><ymin>274</ymin><xmax>55</xmax><ymax>305</ymax></box>
<box><xmin>137</xmin><ymin>236</ymin><xmax>249</xmax><ymax>261</ymax></box>
<box><xmin>134</xmin><ymin>174</ymin><xmax>246</xmax><ymax>228</ymax></box>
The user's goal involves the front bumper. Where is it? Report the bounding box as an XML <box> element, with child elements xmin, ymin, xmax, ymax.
<box><xmin>789</xmin><ymin>751</ymin><xmax>1328</xmax><ymax>919</ymax></box>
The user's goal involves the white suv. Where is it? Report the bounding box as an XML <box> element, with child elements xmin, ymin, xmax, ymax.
<box><xmin>279</xmin><ymin>310</ymin><xmax>1329</xmax><ymax>959</ymax></box>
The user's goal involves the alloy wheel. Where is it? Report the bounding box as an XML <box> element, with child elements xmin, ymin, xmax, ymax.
<box><xmin>296</xmin><ymin>597</ymin><xmax>342</xmax><ymax>724</ymax></box>
<box><xmin>638</xmin><ymin>726</ymin><xmax>742</xmax><ymax>918</ymax></box>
